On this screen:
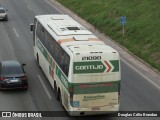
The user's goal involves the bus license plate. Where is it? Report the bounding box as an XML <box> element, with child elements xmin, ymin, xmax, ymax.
<box><xmin>92</xmin><ymin>107</ymin><xmax>100</xmax><ymax>110</ymax></box>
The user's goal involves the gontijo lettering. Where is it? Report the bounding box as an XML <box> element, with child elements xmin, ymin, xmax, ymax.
<box><xmin>73</xmin><ymin>61</ymin><xmax>106</xmax><ymax>74</ymax></box>
<box><xmin>75</xmin><ymin>65</ymin><xmax>103</xmax><ymax>70</ymax></box>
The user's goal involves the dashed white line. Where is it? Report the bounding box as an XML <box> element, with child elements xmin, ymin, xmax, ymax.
<box><xmin>121</xmin><ymin>58</ymin><xmax>160</xmax><ymax>90</ymax></box>
<box><xmin>37</xmin><ymin>74</ymin><xmax>52</xmax><ymax>99</ymax></box>
<box><xmin>27</xmin><ymin>6</ymin><xmax>32</xmax><ymax>11</ymax></box>
<box><xmin>13</xmin><ymin>28</ymin><xmax>19</xmax><ymax>38</ymax></box>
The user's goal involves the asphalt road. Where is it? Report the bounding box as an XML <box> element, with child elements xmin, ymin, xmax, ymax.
<box><xmin>0</xmin><ymin>0</ymin><xmax>160</xmax><ymax>120</ymax></box>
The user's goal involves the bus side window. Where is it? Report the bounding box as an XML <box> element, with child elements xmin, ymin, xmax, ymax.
<box><xmin>63</xmin><ymin>54</ymin><xmax>70</xmax><ymax>76</ymax></box>
<box><xmin>60</xmin><ymin>50</ymin><xmax>64</xmax><ymax>70</ymax></box>
<box><xmin>45</xmin><ymin>31</ymin><xmax>51</xmax><ymax>53</ymax></box>
<box><xmin>51</xmin><ymin>39</ymin><xmax>56</xmax><ymax>60</ymax></box>
<box><xmin>54</xmin><ymin>43</ymin><xmax>59</xmax><ymax>63</ymax></box>
<box><xmin>37</xmin><ymin>22</ymin><xmax>45</xmax><ymax>45</ymax></box>
<box><xmin>36</xmin><ymin>22</ymin><xmax>41</xmax><ymax>39</ymax></box>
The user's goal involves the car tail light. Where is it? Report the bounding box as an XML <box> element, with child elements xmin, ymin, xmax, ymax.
<box><xmin>0</xmin><ymin>78</ymin><xmax>5</xmax><ymax>80</ymax></box>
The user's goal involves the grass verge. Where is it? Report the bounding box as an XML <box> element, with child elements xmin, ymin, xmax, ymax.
<box><xmin>57</xmin><ymin>0</ymin><xmax>160</xmax><ymax>71</ymax></box>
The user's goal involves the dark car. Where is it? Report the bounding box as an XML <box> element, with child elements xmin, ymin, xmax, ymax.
<box><xmin>0</xmin><ymin>61</ymin><xmax>28</xmax><ymax>90</ymax></box>
<box><xmin>0</xmin><ymin>7</ymin><xmax>8</xmax><ymax>21</ymax></box>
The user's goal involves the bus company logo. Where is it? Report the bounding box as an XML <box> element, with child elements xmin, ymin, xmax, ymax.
<box><xmin>83</xmin><ymin>95</ymin><xmax>105</xmax><ymax>101</ymax></box>
<box><xmin>74</xmin><ymin>61</ymin><xmax>110</xmax><ymax>74</ymax></box>
<box><xmin>74</xmin><ymin>61</ymin><xmax>105</xmax><ymax>74</ymax></box>
<box><xmin>74</xmin><ymin>60</ymin><xmax>119</xmax><ymax>74</ymax></box>
<box><xmin>75</xmin><ymin>64</ymin><xmax>104</xmax><ymax>70</ymax></box>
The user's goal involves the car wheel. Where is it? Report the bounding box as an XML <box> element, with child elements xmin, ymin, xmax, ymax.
<box><xmin>0</xmin><ymin>82</ymin><xmax>2</xmax><ymax>90</ymax></box>
<box><xmin>23</xmin><ymin>87</ymin><xmax>28</xmax><ymax>90</ymax></box>
<box><xmin>23</xmin><ymin>84</ymin><xmax>28</xmax><ymax>90</ymax></box>
<box><xmin>4</xmin><ymin>16</ymin><xmax>8</xmax><ymax>21</ymax></box>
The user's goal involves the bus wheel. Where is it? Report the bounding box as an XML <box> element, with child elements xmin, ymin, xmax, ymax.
<box><xmin>57</xmin><ymin>88</ymin><xmax>61</xmax><ymax>101</ymax></box>
<box><xmin>37</xmin><ymin>54</ymin><xmax>41</xmax><ymax>68</ymax></box>
<box><xmin>57</xmin><ymin>89</ymin><xmax>63</xmax><ymax>108</ymax></box>
<box><xmin>54</xmin><ymin>82</ymin><xmax>58</xmax><ymax>98</ymax></box>
<box><xmin>59</xmin><ymin>89</ymin><xmax>63</xmax><ymax>106</ymax></box>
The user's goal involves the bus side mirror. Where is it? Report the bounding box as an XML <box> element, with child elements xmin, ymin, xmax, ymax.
<box><xmin>22</xmin><ymin>63</ymin><xmax>26</xmax><ymax>67</ymax></box>
<box><xmin>30</xmin><ymin>23</ymin><xmax>34</xmax><ymax>32</ymax></box>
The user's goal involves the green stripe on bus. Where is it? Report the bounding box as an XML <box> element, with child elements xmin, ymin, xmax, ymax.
<box><xmin>111</xmin><ymin>60</ymin><xmax>119</xmax><ymax>72</ymax></box>
<box><xmin>37</xmin><ymin>39</ymin><xmax>48</xmax><ymax>60</ymax></box>
<box><xmin>56</xmin><ymin>65</ymin><xmax>70</xmax><ymax>89</ymax></box>
<box><xmin>37</xmin><ymin>39</ymin><xmax>53</xmax><ymax>67</ymax></box>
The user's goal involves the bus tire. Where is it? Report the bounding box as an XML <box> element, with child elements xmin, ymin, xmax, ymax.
<box><xmin>57</xmin><ymin>88</ymin><xmax>61</xmax><ymax>101</ymax></box>
<box><xmin>37</xmin><ymin>54</ymin><xmax>41</xmax><ymax>68</ymax></box>
<box><xmin>60</xmin><ymin>91</ymin><xmax>62</xmax><ymax>104</ymax></box>
<box><xmin>58</xmin><ymin>89</ymin><xmax>63</xmax><ymax>106</ymax></box>
<box><xmin>54</xmin><ymin>82</ymin><xmax>58</xmax><ymax>97</ymax></box>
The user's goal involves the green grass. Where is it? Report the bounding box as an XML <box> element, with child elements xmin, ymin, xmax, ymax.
<box><xmin>57</xmin><ymin>0</ymin><xmax>160</xmax><ymax>71</ymax></box>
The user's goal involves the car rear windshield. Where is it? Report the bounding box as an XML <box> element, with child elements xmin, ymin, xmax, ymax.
<box><xmin>1</xmin><ymin>66</ymin><xmax>24</xmax><ymax>78</ymax></box>
<box><xmin>0</xmin><ymin>9</ymin><xmax>5</xmax><ymax>13</ymax></box>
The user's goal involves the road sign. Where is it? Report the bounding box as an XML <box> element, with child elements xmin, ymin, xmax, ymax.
<box><xmin>120</xmin><ymin>16</ymin><xmax>127</xmax><ymax>25</ymax></box>
<box><xmin>120</xmin><ymin>16</ymin><xmax>127</xmax><ymax>36</ymax></box>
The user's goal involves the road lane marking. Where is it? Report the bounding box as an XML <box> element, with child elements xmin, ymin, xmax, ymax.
<box><xmin>45</xmin><ymin>0</ymin><xmax>63</xmax><ymax>14</ymax></box>
<box><xmin>121</xmin><ymin>58</ymin><xmax>160</xmax><ymax>90</ymax></box>
<box><xmin>37</xmin><ymin>74</ymin><xmax>52</xmax><ymax>99</ymax></box>
<box><xmin>27</xmin><ymin>6</ymin><xmax>32</xmax><ymax>11</ymax></box>
<box><xmin>13</xmin><ymin>28</ymin><xmax>19</xmax><ymax>38</ymax></box>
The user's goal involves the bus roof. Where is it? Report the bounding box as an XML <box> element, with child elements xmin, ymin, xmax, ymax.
<box><xmin>36</xmin><ymin>14</ymin><xmax>118</xmax><ymax>55</ymax></box>
<box><xmin>68</xmin><ymin>44</ymin><xmax>118</xmax><ymax>55</ymax></box>
<box><xmin>36</xmin><ymin>14</ymin><xmax>92</xmax><ymax>36</ymax></box>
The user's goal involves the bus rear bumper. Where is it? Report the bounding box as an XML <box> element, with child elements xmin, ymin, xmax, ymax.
<box><xmin>68</xmin><ymin>104</ymin><xmax>119</xmax><ymax>116</ymax></box>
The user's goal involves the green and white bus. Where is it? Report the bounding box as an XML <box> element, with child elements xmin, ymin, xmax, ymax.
<box><xmin>30</xmin><ymin>14</ymin><xmax>121</xmax><ymax>116</ymax></box>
